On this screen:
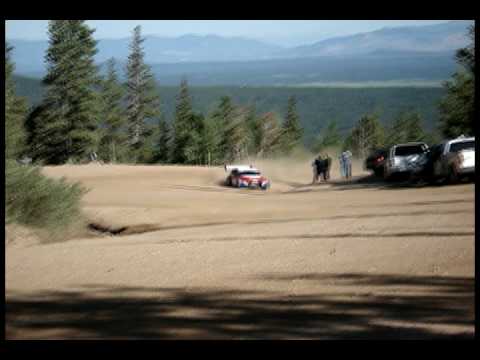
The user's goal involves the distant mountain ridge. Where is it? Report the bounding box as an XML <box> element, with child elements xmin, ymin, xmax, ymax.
<box><xmin>96</xmin><ymin>34</ymin><xmax>284</xmax><ymax>63</ymax></box>
<box><xmin>8</xmin><ymin>34</ymin><xmax>284</xmax><ymax>77</ymax></box>
<box><xmin>7</xmin><ymin>20</ymin><xmax>472</xmax><ymax>84</ymax></box>
<box><xmin>274</xmin><ymin>20</ymin><xmax>472</xmax><ymax>58</ymax></box>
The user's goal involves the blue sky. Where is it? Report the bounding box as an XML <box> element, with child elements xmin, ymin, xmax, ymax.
<box><xmin>5</xmin><ymin>20</ymin><xmax>453</xmax><ymax>47</ymax></box>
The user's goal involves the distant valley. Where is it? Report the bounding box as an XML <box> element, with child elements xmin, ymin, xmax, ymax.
<box><xmin>13</xmin><ymin>75</ymin><xmax>445</xmax><ymax>147</ymax></box>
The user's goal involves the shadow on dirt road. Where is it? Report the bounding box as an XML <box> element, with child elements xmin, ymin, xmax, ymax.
<box><xmin>329</xmin><ymin>174</ymin><xmax>474</xmax><ymax>192</ymax></box>
<box><xmin>6</xmin><ymin>273</ymin><xmax>474</xmax><ymax>339</ymax></box>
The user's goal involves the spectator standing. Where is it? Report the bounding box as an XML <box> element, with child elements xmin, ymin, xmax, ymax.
<box><xmin>324</xmin><ymin>154</ymin><xmax>332</xmax><ymax>181</ymax></box>
<box><xmin>312</xmin><ymin>158</ymin><xmax>319</xmax><ymax>184</ymax></box>
<box><xmin>344</xmin><ymin>150</ymin><xmax>352</xmax><ymax>179</ymax></box>
<box><xmin>312</xmin><ymin>155</ymin><xmax>323</xmax><ymax>184</ymax></box>
<box><xmin>339</xmin><ymin>152</ymin><xmax>345</xmax><ymax>178</ymax></box>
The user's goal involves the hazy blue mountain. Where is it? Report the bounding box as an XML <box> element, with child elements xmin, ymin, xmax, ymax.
<box><xmin>275</xmin><ymin>20</ymin><xmax>473</xmax><ymax>58</ymax></box>
<box><xmin>97</xmin><ymin>34</ymin><xmax>283</xmax><ymax>63</ymax></box>
<box><xmin>8</xmin><ymin>20</ymin><xmax>471</xmax><ymax>85</ymax></box>
<box><xmin>8</xmin><ymin>34</ymin><xmax>283</xmax><ymax>76</ymax></box>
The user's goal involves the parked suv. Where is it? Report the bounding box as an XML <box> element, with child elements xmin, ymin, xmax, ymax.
<box><xmin>432</xmin><ymin>136</ymin><xmax>475</xmax><ymax>183</ymax></box>
<box><xmin>384</xmin><ymin>142</ymin><xmax>429</xmax><ymax>180</ymax></box>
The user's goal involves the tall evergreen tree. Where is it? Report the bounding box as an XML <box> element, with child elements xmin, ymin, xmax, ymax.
<box><xmin>385</xmin><ymin>111</ymin><xmax>426</xmax><ymax>147</ymax></box>
<box><xmin>211</xmin><ymin>96</ymin><xmax>249</xmax><ymax>163</ymax></box>
<box><xmin>224</xmin><ymin>107</ymin><xmax>250</xmax><ymax>163</ymax></box>
<box><xmin>244</xmin><ymin>105</ymin><xmax>259</xmax><ymax>158</ymax></box>
<box><xmin>136</xmin><ymin>122</ymin><xmax>157</xmax><ymax>163</ymax></box>
<box><xmin>184</xmin><ymin>112</ymin><xmax>206</xmax><ymax>165</ymax></box>
<box><xmin>405</xmin><ymin>112</ymin><xmax>426</xmax><ymax>143</ymax></box>
<box><xmin>313</xmin><ymin>119</ymin><xmax>342</xmax><ymax>153</ymax></box>
<box><xmin>256</xmin><ymin>112</ymin><xmax>283</xmax><ymax>158</ymax></box>
<box><xmin>171</xmin><ymin>79</ymin><xmax>197</xmax><ymax>164</ymax></box>
<box><xmin>153</xmin><ymin>116</ymin><xmax>171</xmax><ymax>163</ymax></box>
<box><xmin>5</xmin><ymin>43</ymin><xmax>28</xmax><ymax>160</ymax></box>
<box><xmin>98</xmin><ymin>58</ymin><xmax>126</xmax><ymax>163</ymax></box>
<box><xmin>27</xmin><ymin>20</ymin><xmax>99</xmax><ymax>164</ymax></box>
<box><xmin>346</xmin><ymin>114</ymin><xmax>385</xmax><ymax>158</ymax></box>
<box><xmin>439</xmin><ymin>25</ymin><xmax>475</xmax><ymax>137</ymax></box>
<box><xmin>280</xmin><ymin>96</ymin><xmax>303</xmax><ymax>154</ymax></box>
<box><xmin>215</xmin><ymin>96</ymin><xmax>235</xmax><ymax>159</ymax></box>
<box><xmin>200</xmin><ymin>114</ymin><xmax>222</xmax><ymax>165</ymax></box>
<box><xmin>125</xmin><ymin>25</ymin><xmax>160</xmax><ymax>162</ymax></box>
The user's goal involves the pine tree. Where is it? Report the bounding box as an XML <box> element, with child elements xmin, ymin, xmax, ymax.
<box><xmin>313</xmin><ymin>119</ymin><xmax>342</xmax><ymax>153</ymax></box>
<box><xmin>215</xmin><ymin>96</ymin><xmax>235</xmax><ymax>159</ymax></box>
<box><xmin>5</xmin><ymin>43</ymin><xmax>28</xmax><ymax>160</ymax></box>
<box><xmin>280</xmin><ymin>95</ymin><xmax>303</xmax><ymax>154</ymax></box>
<box><xmin>136</xmin><ymin>122</ymin><xmax>157</xmax><ymax>163</ymax></box>
<box><xmin>227</xmin><ymin>107</ymin><xmax>250</xmax><ymax>163</ymax></box>
<box><xmin>405</xmin><ymin>112</ymin><xmax>426</xmax><ymax>143</ymax></box>
<box><xmin>125</xmin><ymin>25</ymin><xmax>160</xmax><ymax>162</ymax></box>
<box><xmin>244</xmin><ymin>105</ymin><xmax>259</xmax><ymax>157</ymax></box>
<box><xmin>200</xmin><ymin>114</ymin><xmax>222</xmax><ymax>166</ymax></box>
<box><xmin>184</xmin><ymin>113</ymin><xmax>205</xmax><ymax>165</ymax></box>
<box><xmin>386</xmin><ymin>112</ymin><xmax>409</xmax><ymax>147</ymax></box>
<box><xmin>98</xmin><ymin>58</ymin><xmax>126</xmax><ymax>163</ymax></box>
<box><xmin>210</xmin><ymin>96</ymin><xmax>250</xmax><ymax>163</ymax></box>
<box><xmin>171</xmin><ymin>79</ymin><xmax>198</xmax><ymax>164</ymax></box>
<box><xmin>256</xmin><ymin>112</ymin><xmax>283</xmax><ymax>158</ymax></box>
<box><xmin>27</xmin><ymin>20</ymin><xmax>100</xmax><ymax>164</ymax></box>
<box><xmin>347</xmin><ymin>114</ymin><xmax>385</xmax><ymax>158</ymax></box>
<box><xmin>386</xmin><ymin>111</ymin><xmax>426</xmax><ymax>147</ymax></box>
<box><xmin>439</xmin><ymin>25</ymin><xmax>475</xmax><ymax>137</ymax></box>
<box><xmin>153</xmin><ymin>116</ymin><xmax>171</xmax><ymax>163</ymax></box>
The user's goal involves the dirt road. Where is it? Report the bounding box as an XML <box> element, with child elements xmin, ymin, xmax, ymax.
<box><xmin>5</xmin><ymin>161</ymin><xmax>475</xmax><ymax>339</ymax></box>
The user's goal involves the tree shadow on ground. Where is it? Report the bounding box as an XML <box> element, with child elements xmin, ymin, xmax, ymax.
<box><xmin>329</xmin><ymin>174</ymin><xmax>473</xmax><ymax>192</ymax></box>
<box><xmin>6</xmin><ymin>273</ymin><xmax>474</xmax><ymax>339</ymax></box>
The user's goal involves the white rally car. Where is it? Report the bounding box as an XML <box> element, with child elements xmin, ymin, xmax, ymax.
<box><xmin>224</xmin><ymin>165</ymin><xmax>270</xmax><ymax>190</ymax></box>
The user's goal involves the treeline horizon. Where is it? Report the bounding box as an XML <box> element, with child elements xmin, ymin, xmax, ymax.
<box><xmin>14</xmin><ymin>74</ymin><xmax>447</xmax><ymax>148</ymax></box>
<box><xmin>6</xmin><ymin>21</ymin><xmax>475</xmax><ymax>167</ymax></box>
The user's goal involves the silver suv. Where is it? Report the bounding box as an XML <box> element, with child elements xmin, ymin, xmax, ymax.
<box><xmin>384</xmin><ymin>142</ymin><xmax>429</xmax><ymax>180</ymax></box>
<box><xmin>432</xmin><ymin>136</ymin><xmax>475</xmax><ymax>183</ymax></box>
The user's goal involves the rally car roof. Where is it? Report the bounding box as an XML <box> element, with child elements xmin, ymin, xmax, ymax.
<box><xmin>225</xmin><ymin>165</ymin><xmax>260</xmax><ymax>173</ymax></box>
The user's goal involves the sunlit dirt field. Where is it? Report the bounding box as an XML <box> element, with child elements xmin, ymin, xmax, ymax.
<box><xmin>5</xmin><ymin>159</ymin><xmax>475</xmax><ymax>339</ymax></box>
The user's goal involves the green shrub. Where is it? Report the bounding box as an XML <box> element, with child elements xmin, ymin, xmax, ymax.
<box><xmin>5</xmin><ymin>160</ymin><xmax>87</xmax><ymax>234</ymax></box>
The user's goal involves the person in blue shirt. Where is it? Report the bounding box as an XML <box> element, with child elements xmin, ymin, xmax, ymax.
<box><xmin>343</xmin><ymin>150</ymin><xmax>352</xmax><ymax>179</ymax></box>
<box><xmin>340</xmin><ymin>150</ymin><xmax>352</xmax><ymax>179</ymax></box>
<box><xmin>339</xmin><ymin>152</ymin><xmax>345</xmax><ymax>178</ymax></box>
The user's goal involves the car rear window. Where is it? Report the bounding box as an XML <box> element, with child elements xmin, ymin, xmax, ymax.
<box><xmin>449</xmin><ymin>140</ymin><xmax>475</xmax><ymax>153</ymax></box>
<box><xmin>394</xmin><ymin>145</ymin><xmax>425</xmax><ymax>156</ymax></box>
